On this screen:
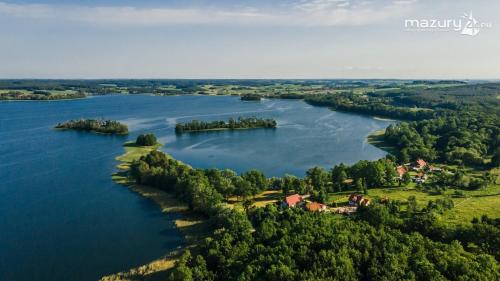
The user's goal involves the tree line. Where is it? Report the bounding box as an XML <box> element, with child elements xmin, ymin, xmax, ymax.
<box><xmin>304</xmin><ymin>92</ymin><xmax>436</xmax><ymax>121</ymax></box>
<box><xmin>129</xmin><ymin>150</ymin><xmax>268</xmax><ymax>216</ymax></box>
<box><xmin>129</xmin><ymin>147</ymin><xmax>402</xmax><ymax>209</ymax></box>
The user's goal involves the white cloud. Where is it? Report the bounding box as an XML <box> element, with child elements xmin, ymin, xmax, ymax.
<box><xmin>295</xmin><ymin>0</ymin><xmax>351</xmax><ymax>12</ymax></box>
<box><xmin>392</xmin><ymin>0</ymin><xmax>418</xmax><ymax>5</ymax></box>
<box><xmin>0</xmin><ymin>1</ymin><xmax>416</xmax><ymax>27</ymax></box>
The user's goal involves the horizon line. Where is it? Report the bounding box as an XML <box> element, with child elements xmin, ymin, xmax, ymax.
<box><xmin>0</xmin><ymin>78</ymin><xmax>499</xmax><ymax>81</ymax></box>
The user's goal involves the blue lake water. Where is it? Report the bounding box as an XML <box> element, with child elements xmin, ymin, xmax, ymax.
<box><xmin>0</xmin><ymin>95</ymin><xmax>393</xmax><ymax>281</ymax></box>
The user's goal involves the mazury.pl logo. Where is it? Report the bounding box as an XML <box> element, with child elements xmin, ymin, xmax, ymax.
<box><xmin>404</xmin><ymin>12</ymin><xmax>492</xmax><ymax>36</ymax></box>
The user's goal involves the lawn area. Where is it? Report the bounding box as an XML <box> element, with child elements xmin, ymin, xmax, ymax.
<box><xmin>363</xmin><ymin>184</ymin><xmax>500</xmax><ymax>225</ymax></box>
<box><xmin>226</xmin><ymin>190</ymin><xmax>282</xmax><ymax>210</ymax></box>
<box><xmin>252</xmin><ymin>190</ymin><xmax>282</xmax><ymax>207</ymax></box>
<box><xmin>115</xmin><ymin>141</ymin><xmax>162</xmax><ymax>170</ymax></box>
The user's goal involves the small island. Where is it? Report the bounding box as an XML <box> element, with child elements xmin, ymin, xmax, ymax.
<box><xmin>240</xmin><ymin>94</ymin><xmax>261</xmax><ymax>101</ymax></box>
<box><xmin>175</xmin><ymin>117</ymin><xmax>277</xmax><ymax>133</ymax></box>
<box><xmin>55</xmin><ymin>119</ymin><xmax>128</xmax><ymax>135</ymax></box>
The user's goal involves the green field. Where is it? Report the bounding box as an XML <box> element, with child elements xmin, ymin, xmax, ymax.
<box><xmin>326</xmin><ymin>182</ymin><xmax>500</xmax><ymax>226</ymax></box>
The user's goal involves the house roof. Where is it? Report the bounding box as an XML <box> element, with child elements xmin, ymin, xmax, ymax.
<box><xmin>306</xmin><ymin>202</ymin><xmax>326</xmax><ymax>212</ymax></box>
<box><xmin>396</xmin><ymin>166</ymin><xmax>407</xmax><ymax>176</ymax></box>
<box><xmin>360</xmin><ymin>198</ymin><xmax>370</xmax><ymax>206</ymax></box>
<box><xmin>285</xmin><ymin>194</ymin><xmax>302</xmax><ymax>207</ymax></box>
<box><xmin>416</xmin><ymin>159</ymin><xmax>427</xmax><ymax>168</ymax></box>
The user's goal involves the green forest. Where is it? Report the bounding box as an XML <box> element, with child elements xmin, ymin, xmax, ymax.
<box><xmin>171</xmin><ymin>206</ymin><xmax>498</xmax><ymax>281</ymax></box>
<box><xmin>175</xmin><ymin>117</ymin><xmax>277</xmax><ymax>133</ymax></box>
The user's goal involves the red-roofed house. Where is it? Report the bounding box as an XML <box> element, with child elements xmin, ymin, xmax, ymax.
<box><xmin>282</xmin><ymin>194</ymin><xmax>303</xmax><ymax>208</ymax></box>
<box><xmin>396</xmin><ymin>166</ymin><xmax>407</xmax><ymax>178</ymax></box>
<box><xmin>360</xmin><ymin>198</ymin><xmax>371</xmax><ymax>206</ymax></box>
<box><xmin>412</xmin><ymin>159</ymin><xmax>427</xmax><ymax>170</ymax></box>
<box><xmin>306</xmin><ymin>202</ymin><xmax>327</xmax><ymax>212</ymax></box>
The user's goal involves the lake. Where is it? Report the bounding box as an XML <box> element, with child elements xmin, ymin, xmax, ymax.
<box><xmin>0</xmin><ymin>95</ymin><xmax>393</xmax><ymax>281</ymax></box>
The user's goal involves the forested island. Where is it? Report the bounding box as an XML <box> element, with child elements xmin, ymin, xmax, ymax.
<box><xmin>175</xmin><ymin>117</ymin><xmax>277</xmax><ymax>133</ymax></box>
<box><xmin>240</xmin><ymin>94</ymin><xmax>261</xmax><ymax>101</ymax></box>
<box><xmin>55</xmin><ymin>119</ymin><xmax>128</xmax><ymax>135</ymax></box>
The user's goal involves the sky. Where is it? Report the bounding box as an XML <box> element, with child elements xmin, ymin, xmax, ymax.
<box><xmin>0</xmin><ymin>0</ymin><xmax>499</xmax><ymax>79</ymax></box>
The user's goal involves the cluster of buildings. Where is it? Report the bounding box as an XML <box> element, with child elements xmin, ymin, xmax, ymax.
<box><xmin>281</xmin><ymin>194</ymin><xmax>327</xmax><ymax>212</ymax></box>
<box><xmin>395</xmin><ymin>158</ymin><xmax>440</xmax><ymax>184</ymax></box>
<box><xmin>330</xmin><ymin>194</ymin><xmax>372</xmax><ymax>215</ymax></box>
<box><xmin>278</xmin><ymin>158</ymin><xmax>439</xmax><ymax>215</ymax></box>
<box><xmin>281</xmin><ymin>192</ymin><xmax>372</xmax><ymax>214</ymax></box>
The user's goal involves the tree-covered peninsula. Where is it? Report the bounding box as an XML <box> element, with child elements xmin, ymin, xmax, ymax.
<box><xmin>122</xmin><ymin>145</ymin><xmax>499</xmax><ymax>281</ymax></box>
<box><xmin>175</xmin><ymin>117</ymin><xmax>277</xmax><ymax>133</ymax></box>
<box><xmin>55</xmin><ymin>119</ymin><xmax>128</xmax><ymax>135</ymax></box>
<box><xmin>0</xmin><ymin>90</ymin><xmax>86</xmax><ymax>100</ymax></box>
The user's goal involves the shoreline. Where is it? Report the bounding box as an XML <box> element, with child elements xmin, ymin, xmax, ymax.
<box><xmin>367</xmin><ymin>129</ymin><xmax>398</xmax><ymax>155</ymax></box>
<box><xmin>0</xmin><ymin>96</ymin><xmax>87</xmax><ymax>102</ymax></box>
<box><xmin>100</xmin><ymin>142</ymin><xmax>207</xmax><ymax>281</ymax></box>
<box><xmin>372</xmin><ymin>116</ymin><xmax>397</xmax><ymax>122</ymax></box>
<box><xmin>54</xmin><ymin>127</ymin><xmax>129</xmax><ymax>135</ymax></box>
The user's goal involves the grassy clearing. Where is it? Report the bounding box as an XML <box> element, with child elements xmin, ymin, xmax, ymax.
<box><xmin>359</xmin><ymin>184</ymin><xmax>500</xmax><ymax>225</ymax></box>
<box><xmin>252</xmin><ymin>190</ymin><xmax>282</xmax><ymax>207</ymax></box>
<box><xmin>227</xmin><ymin>190</ymin><xmax>282</xmax><ymax>210</ymax></box>
<box><xmin>326</xmin><ymin>162</ymin><xmax>500</xmax><ymax>226</ymax></box>
<box><xmin>115</xmin><ymin>142</ymin><xmax>161</xmax><ymax>170</ymax></box>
